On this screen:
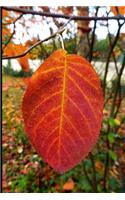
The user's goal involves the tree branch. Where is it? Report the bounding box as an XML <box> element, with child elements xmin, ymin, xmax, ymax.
<box><xmin>2</xmin><ymin>16</ymin><xmax>73</xmax><ymax>60</ymax></box>
<box><xmin>89</xmin><ymin>6</ymin><xmax>99</xmax><ymax>62</ymax></box>
<box><xmin>83</xmin><ymin>162</ymin><xmax>93</xmax><ymax>189</ymax></box>
<box><xmin>2</xmin><ymin>6</ymin><xmax>125</xmax><ymax>21</ymax></box>
<box><xmin>89</xmin><ymin>153</ymin><xmax>97</xmax><ymax>192</ymax></box>
<box><xmin>103</xmin><ymin>54</ymin><xmax>125</xmax><ymax>191</ymax></box>
<box><xmin>102</xmin><ymin>21</ymin><xmax>124</xmax><ymax>95</ymax></box>
<box><xmin>2</xmin><ymin>14</ymin><xmax>23</xmax><ymax>51</ymax></box>
<box><xmin>111</xmin><ymin>53</ymin><xmax>125</xmax><ymax>117</ymax></box>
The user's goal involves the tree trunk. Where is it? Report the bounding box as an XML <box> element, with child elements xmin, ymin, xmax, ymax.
<box><xmin>76</xmin><ymin>7</ymin><xmax>90</xmax><ymax>57</ymax></box>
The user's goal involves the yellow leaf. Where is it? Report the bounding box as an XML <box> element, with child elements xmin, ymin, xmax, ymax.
<box><xmin>114</xmin><ymin>119</ymin><xmax>120</xmax><ymax>126</ymax></box>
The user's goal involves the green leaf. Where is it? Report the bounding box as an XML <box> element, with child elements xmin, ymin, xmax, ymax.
<box><xmin>108</xmin><ymin>118</ymin><xmax>116</xmax><ymax>127</ymax></box>
<box><xmin>97</xmin><ymin>184</ymin><xmax>103</xmax><ymax>192</ymax></box>
<box><xmin>109</xmin><ymin>177</ymin><xmax>120</xmax><ymax>191</ymax></box>
<box><xmin>108</xmin><ymin>132</ymin><xmax>115</xmax><ymax>143</ymax></box>
<box><xmin>109</xmin><ymin>150</ymin><xmax>117</xmax><ymax>161</ymax></box>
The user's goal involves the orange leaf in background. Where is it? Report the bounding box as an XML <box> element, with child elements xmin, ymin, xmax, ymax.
<box><xmin>2</xmin><ymin>9</ymin><xmax>7</xmax><ymax>18</ymax></box>
<box><xmin>3</xmin><ymin>43</ymin><xmax>30</xmax><ymax>72</ymax></box>
<box><xmin>14</xmin><ymin>44</ymin><xmax>30</xmax><ymax>72</ymax></box>
<box><xmin>95</xmin><ymin>161</ymin><xmax>104</xmax><ymax>171</ymax></box>
<box><xmin>22</xmin><ymin>49</ymin><xmax>104</xmax><ymax>173</ymax></box>
<box><xmin>59</xmin><ymin>7</ymin><xmax>73</xmax><ymax>15</ymax></box>
<box><xmin>63</xmin><ymin>178</ymin><xmax>75</xmax><ymax>191</ymax></box>
<box><xmin>18</xmin><ymin>56</ymin><xmax>30</xmax><ymax>72</ymax></box>
<box><xmin>3</xmin><ymin>43</ymin><xmax>14</xmax><ymax>56</ymax></box>
<box><xmin>111</xmin><ymin>6</ymin><xmax>125</xmax><ymax>16</ymax></box>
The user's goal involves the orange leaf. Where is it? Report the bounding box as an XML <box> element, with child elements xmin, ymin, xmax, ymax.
<box><xmin>18</xmin><ymin>56</ymin><xmax>30</xmax><ymax>72</ymax></box>
<box><xmin>59</xmin><ymin>7</ymin><xmax>73</xmax><ymax>15</ymax></box>
<box><xmin>2</xmin><ymin>9</ymin><xmax>7</xmax><ymax>18</ymax></box>
<box><xmin>95</xmin><ymin>161</ymin><xmax>104</xmax><ymax>171</ymax></box>
<box><xmin>3</xmin><ymin>43</ymin><xmax>15</xmax><ymax>56</ymax></box>
<box><xmin>63</xmin><ymin>178</ymin><xmax>75</xmax><ymax>190</ymax></box>
<box><xmin>22</xmin><ymin>49</ymin><xmax>104</xmax><ymax>173</ymax></box>
<box><xmin>111</xmin><ymin>6</ymin><xmax>125</xmax><ymax>16</ymax></box>
<box><xmin>3</xmin><ymin>43</ymin><xmax>30</xmax><ymax>72</ymax></box>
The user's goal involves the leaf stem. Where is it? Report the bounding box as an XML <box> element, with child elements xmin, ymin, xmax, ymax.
<box><xmin>57</xmin><ymin>33</ymin><xmax>65</xmax><ymax>50</ymax></box>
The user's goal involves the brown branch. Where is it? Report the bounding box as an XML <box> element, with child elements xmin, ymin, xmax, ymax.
<box><xmin>103</xmin><ymin>54</ymin><xmax>125</xmax><ymax>191</ymax></box>
<box><xmin>104</xmin><ymin>92</ymin><xmax>113</xmax><ymax>106</ymax></box>
<box><xmin>83</xmin><ymin>162</ymin><xmax>93</xmax><ymax>189</ymax></box>
<box><xmin>2</xmin><ymin>14</ymin><xmax>23</xmax><ymax>51</ymax></box>
<box><xmin>103</xmin><ymin>124</ymin><xmax>110</xmax><ymax>192</ymax></box>
<box><xmin>2</xmin><ymin>13</ymin><xmax>23</xmax><ymax>25</ymax></box>
<box><xmin>2</xmin><ymin>6</ymin><xmax>125</xmax><ymax>21</ymax></box>
<box><xmin>106</xmin><ymin>15</ymin><xmax>119</xmax><ymax>76</ymax></box>
<box><xmin>2</xmin><ymin>24</ymin><xmax>15</xmax><ymax>51</ymax></box>
<box><xmin>111</xmin><ymin>53</ymin><xmax>125</xmax><ymax>117</ymax></box>
<box><xmin>2</xmin><ymin>16</ymin><xmax>73</xmax><ymax>60</ymax></box>
<box><xmin>102</xmin><ymin>21</ymin><xmax>124</xmax><ymax>95</ymax></box>
<box><xmin>89</xmin><ymin>7</ymin><xmax>99</xmax><ymax>62</ymax></box>
<box><xmin>89</xmin><ymin>153</ymin><xmax>97</xmax><ymax>192</ymax></box>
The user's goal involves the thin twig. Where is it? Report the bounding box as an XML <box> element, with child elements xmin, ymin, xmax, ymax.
<box><xmin>106</xmin><ymin>13</ymin><xmax>119</xmax><ymax>76</ymax></box>
<box><xmin>103</xmin><ymin>55</ymin><xmax>125</xmax><ymax>191</ymax></box>
<box><xmin>2</xmin><ymin>16</ymin><xmax>73</xmax><ymax>59</ymax></box>
<box><xmin>2</xmin><ymin>13</ymin><xmax>23</xmax><ymax>25</ymax></box>
<box><xmin>104</xmin><ymin>92</ymin><xmax>113</xmax><ymax>106</ymax></box>
<box><xmin>83</xmin><ymin>162</ymin><xmax>93</xmax><ymax>188</ymax></box>
<box><xmin>2</xmin><ymin>6</ymin><xmax>125</xmax><ymax>21</ymax></box>
<box><xmin>103</xmin><ymin>21</ymin><xmax>125</xmax><ymax>95</ymax></box>
<box><xmin>89</xmin><ymin>153</ymin><xmax>97</xmax><ymax>192</ymax></box>
<box><xmin>2</xmin><ymin>14</ymin><xmax>23</xmax><ymax>51</ymax></box>
<box><xmin>89</xmin><ymin>7</ymin><xmax>99</xmax><ymax>62</ymax></box>
<box><xmin>111</xmin><ymin>53</ymin><xmax>125</xmax><ymax>117</ymax></box>
<box><xmin>103</xmin><ymin>124</ymin><xmax>110</xmax><ymax>192</ymax></box>
<box><xmin>2</xmin><ymin>24</ymin><xmax>16</xmax><ymax>51</ymax></box>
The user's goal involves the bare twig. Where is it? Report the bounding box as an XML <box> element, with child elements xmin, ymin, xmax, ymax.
<box><xmin>2</xmin><ymin>13</ymin><xmax>23</xmax><ymax>25</ymax></box>
<box><xmin>89</xmin><ymin>7</ymin><xmax>99</xmax><ymax>62</ymax></box>
<box><xmin>2</xmin><ymin>16</ymin><xmax>73</xmax><ymax>59</ymax></box>
<box><xmin>83</xmin><ymin>162</ymin><xmax>93</xmax><ymax>188</ymax></box>
<box><xmin>2</xmin><ymin>24</ymin><xmax>16</xmax><ymax>51</ymax></box>
<box><xmin>89</xmin><ymin>153</ymin><xmax>97</xmax><ymax>192</ymax></box>
<box><xmin>103</xmin><ymin>124</ymin><xmax>110</xmax><ymax>192</ymax></box>
<box><xmin>2</xmin><ymin>14</ymin><xmax>23</xmax><ymax>51</ymax></box>
<box><xmin>103</xmin><ymin>21</ymin><xmax>125</xmax><ymax>95</ymax></box>
<box><xmin>2</xmin><ymin>6</ymin><xmax>125</xmax><ymax>21</ymax></box>
<box><xmin>106</xmin><ymin>22</ymin><xmax>119</xmax><ymax>76</ymax></box>
<box><xmin>104</xmin><ymin>92</ymin><xmax>113</xmax><ymax>106</ymax></box>
<box><xmin>103</xmin><ymin>54</ymin><xmax>125</xmax><ymax>191</ymax></box>
<box><xmin>111</xmin><ymin>54</ymin><xmax>125</xmax><ymax>117</ymax></box>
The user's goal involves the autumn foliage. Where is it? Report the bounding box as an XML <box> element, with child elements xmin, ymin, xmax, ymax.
<box><xmin>22</xmin><ymin>49</ymin><xmax>103</xmax><ymax>173</ymax></box>
<box><xmin>111</xmin><ymin>6</ymin><xmax>125</xmax><ymax>16</ymax></box>
<box><xmin>4</xmin><ymin>43</ymin><xmax>30</xmax><ymax>72</ymax></box>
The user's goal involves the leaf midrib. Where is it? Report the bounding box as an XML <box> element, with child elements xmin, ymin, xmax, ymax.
<box><xmin>58</xmin><ymin>54</ymin><xmax>68</xmax><ymax>165</ymax></box>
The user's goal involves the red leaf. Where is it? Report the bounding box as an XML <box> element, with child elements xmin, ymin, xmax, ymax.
<box><xmin>22</xmin><ymin>49</ymin><xmax>103</xmax><ymax>173</ymax></box>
